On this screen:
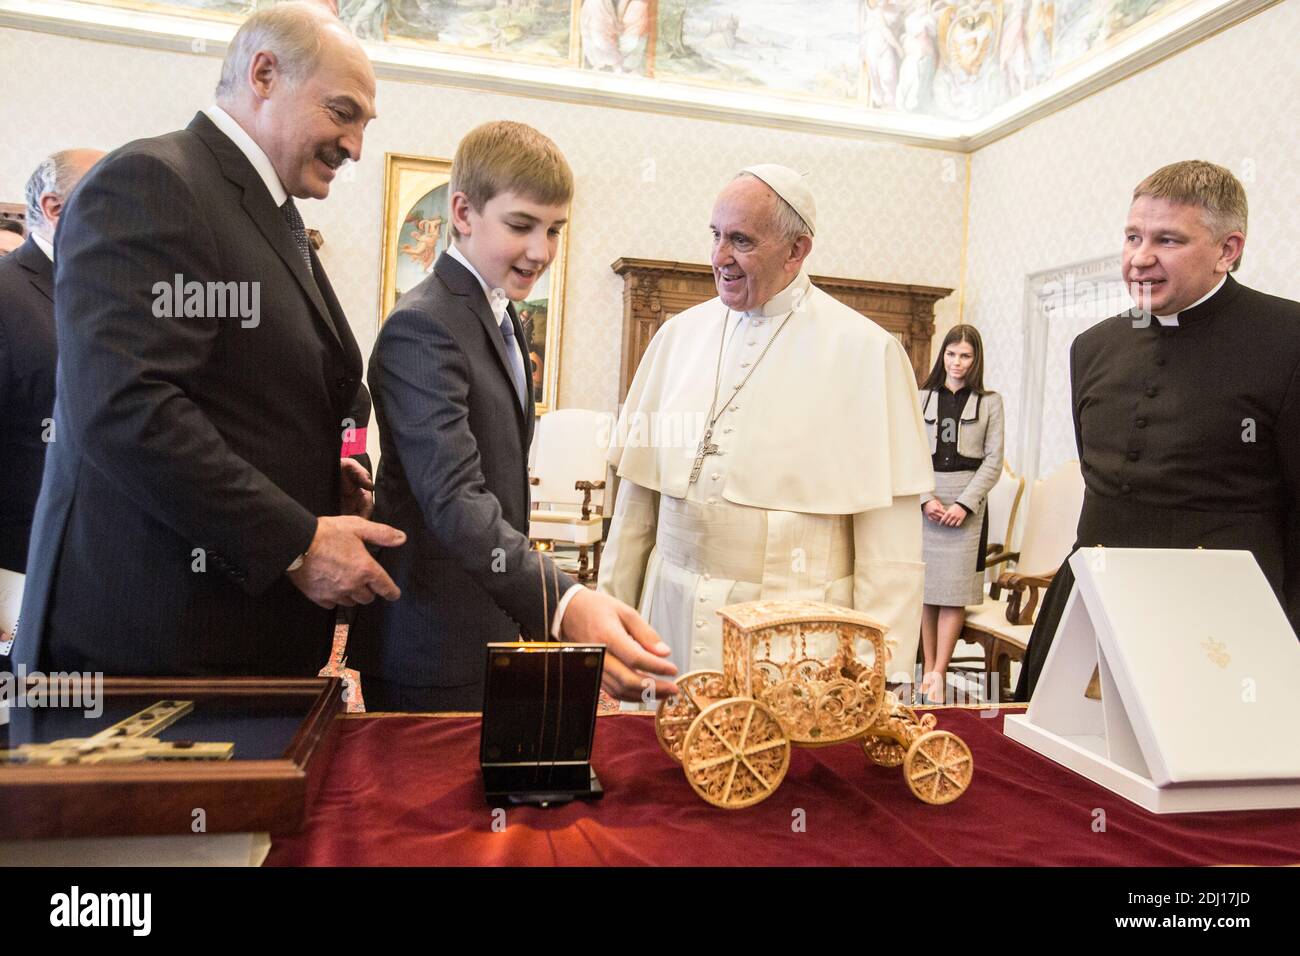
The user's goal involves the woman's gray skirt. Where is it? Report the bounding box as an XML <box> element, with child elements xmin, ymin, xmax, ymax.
<box><xmin>923</xmin><ymin>469</ymin><xmax>986</xmax><ymax>607</ymax></box>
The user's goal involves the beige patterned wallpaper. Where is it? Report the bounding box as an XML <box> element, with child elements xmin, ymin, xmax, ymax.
<box><xmin>0</xmin><ymin>25</ymin><xmax>965</xmax><ymax>434</ymax></box>
<box><xmin>962</xmin><ymin>0</ymin><xmax>1300</xmax><ymax>482</ymax></box>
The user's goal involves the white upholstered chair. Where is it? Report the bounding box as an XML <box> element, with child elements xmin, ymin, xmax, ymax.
<box><xmin>959</xmin><ymin>460</ymin><xmax>1085</xmax><ymax>698</ymax></box>
<box><xmin>528</xmin><ymin>409</ymin><xmax>615</xmax><ymax>583</ymax></box>
<box><xmin>983</xmin><ymin>462</ymin><xmax>1026</xmax><ymax>581</ymax></box>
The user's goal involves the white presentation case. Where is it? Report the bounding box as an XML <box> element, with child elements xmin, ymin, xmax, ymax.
<box><xmin>1004</xmin><ymin>548</ymin><xmax>1300</xmax><ymax>813</ymax></box>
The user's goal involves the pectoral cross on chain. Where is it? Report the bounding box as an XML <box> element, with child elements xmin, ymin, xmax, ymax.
<box><xmin>688</xmin><ymin>428</ymin><xmax>720</xmax><ymax>485</ymax></box>
<box><xmin>686</xmin><ymin>304</ymin><xmax>796</xmax><ymax>488</ymax></box>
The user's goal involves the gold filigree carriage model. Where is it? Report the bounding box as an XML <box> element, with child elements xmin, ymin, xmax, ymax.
<box><xmin>654</xmin><ymin>601</ymin><xmax>974</xmax><ymax>808</ymax></box>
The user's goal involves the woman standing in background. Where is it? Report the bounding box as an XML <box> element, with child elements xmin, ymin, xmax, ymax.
<box><xmin>918</xmin><ymin>325</ymin><xmax>1004</xmax><ymax>703</ymax></box>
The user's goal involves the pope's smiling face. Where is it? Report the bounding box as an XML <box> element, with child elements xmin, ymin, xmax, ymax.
<box><xmin>1122</xmin><ymin>195</ymin><xmax>1243</xmax><ymax>316</ymax></box>
<box><xmin>709</xmin><ymin>177</ymin><xmax>809</xmax><ymax>313</ymax></box>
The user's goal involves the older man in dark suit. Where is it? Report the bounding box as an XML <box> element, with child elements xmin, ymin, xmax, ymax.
<box><xmin>12</xmin><ymin>2</ymin><xmax>404</xmax><ymax>678</ymax></box>
<box><xmin>0</xmin><ymin>149</ymin><xmax>103</xmax><ymax>573</ymax></box>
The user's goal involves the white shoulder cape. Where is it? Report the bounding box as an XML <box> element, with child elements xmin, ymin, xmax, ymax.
<box><xmin>609</xmin><ymin>277</ymin><xmax>934</xmax><ymax>514</ymax></box>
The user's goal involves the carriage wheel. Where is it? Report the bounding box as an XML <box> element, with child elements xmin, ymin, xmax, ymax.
<box><xmin>862</xmin><ymin>735</ymin><xmax>906</xmax><ymax>768</ymax></box>
<box><xmin>655</xmin><ymin>670</ymin><xmax>727</xmax><ymax>762</ymax></box>
<box><xmin>903</xmin><ymin>731</ymin><xmax>974</xmax><ymax>805</ymax></box>
<box><xmin>681</xmin><ymin>697</ymin><xmax>790</xmax><ymax>809</ymax></box>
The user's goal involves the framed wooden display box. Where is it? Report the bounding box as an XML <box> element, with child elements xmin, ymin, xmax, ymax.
<box><xmin>0</xmin><ymin>677</ymin><xmax>344</xmax><ymax>840</ymax></box>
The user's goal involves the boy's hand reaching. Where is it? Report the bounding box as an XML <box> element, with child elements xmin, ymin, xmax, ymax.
<box><xmin>560</xmin><ymin>589</ymin><xmax>679</xmax><ymax>702</ymax></box>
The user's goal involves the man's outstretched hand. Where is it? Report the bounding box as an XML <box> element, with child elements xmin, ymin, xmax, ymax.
<box><xmin>560</xmin><ymin>588</ymin><xmax>679</xmax><ymax>703</ymax></box>
<box><xmin>287</xmin><ymin>515</ymin><xmax>405</xmax><ymax>609</ymax></box>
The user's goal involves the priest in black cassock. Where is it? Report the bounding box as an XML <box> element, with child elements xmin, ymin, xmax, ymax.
<box><xmin>1017</xmin><ymin>160</ymin><xmax>1300</xmax><ymax>701</ymax></box>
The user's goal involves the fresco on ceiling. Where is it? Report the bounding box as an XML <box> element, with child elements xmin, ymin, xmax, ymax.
<box><xmin>96</xmin><ymin>0</ymin><xmax>254</xmax><ymax>14</ymax></box>
<box><xmin>651</xmin><ymin>0</ymin><xmax>862</xmax><ymax>100</ymax></box>
<box><xmin>88</xmin><ymin>0</ymin><xmax>1196</xmax><ymax>120</ymax></box>
<box><xmin>356</xmin><ymin>0</ymin><xmax>575</xmax><ymax>63</ymax></box>
<box><xmin>579</xmin><ymin>0</ymin><xmax>651</xmax><ymax>72</ymax></box>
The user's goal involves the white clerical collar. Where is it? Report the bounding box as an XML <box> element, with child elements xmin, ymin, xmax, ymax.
<box><xmin>447</xmin><ymin>243</ymin><xmax>510</xmax><ymax>321</ymax></box>
<box><xmin>203</xmin><ymin>104</ymin><xmax>288</xmax><ymax>207</ymax></box>
<box><xmin>1154</xmin><ymin>275</ymin><xmax>1226</xmax><ymax>326</ymax></box>
<box><xmin>31</xmin><ymin>231</ymin><xmax>54</xmax><ymax>262</ymax></box>
<box><xmin>743</xmin><ymin>268</ymin><xmax>812</xmax><ymax>319</ymax></box>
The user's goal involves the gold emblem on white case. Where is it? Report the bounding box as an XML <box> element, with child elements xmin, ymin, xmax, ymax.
<box><xmin>1084</xmin><ymin>665</ymin><xmax>1102</xmax><ymax>700</ymax></box>
<box><xmin>1202</xmin><ymin>637</ymin><xmax>1230</xmax><ymax>669</ymax></box>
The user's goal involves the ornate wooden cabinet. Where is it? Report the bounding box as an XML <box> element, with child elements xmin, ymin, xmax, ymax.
<box><xmin>0</xmin><ymin>203</ymin><xmax>26</xmax><ymax>232</ymax></box>
<box><xmin>611</xmin><ymin>257</ymin><xmax>952</xmax><ymax>401</ymax></box>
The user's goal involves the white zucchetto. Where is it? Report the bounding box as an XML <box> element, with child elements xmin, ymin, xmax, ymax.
<box><xmin>740</xmin><ymin>163</ymin><xmax>816</xmax><ymax>235</ymax></box>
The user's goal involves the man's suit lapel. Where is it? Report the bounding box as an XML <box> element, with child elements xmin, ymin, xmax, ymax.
<box><xmin>311</xmin><ymin>246</ymin><xmax>360</xmax><ymax>364</ymax></box>
<box><xmin>186</xmin><ymin>113</ymin><xmax>343</xmax><ymax>351</ymax></box>
<box><xmin>15</xmin><ymin>238</ymin><xmax>53</xmax><ymax>303</ymax></box>
<box><xmin>435</xmin><ymin>254</ymin><xmax>530</xmax><ymax>435</ymax></box>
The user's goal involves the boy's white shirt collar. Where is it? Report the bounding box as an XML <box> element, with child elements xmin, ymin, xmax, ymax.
<box><xmin>204</xmin><ymin>104</ymin><xmax>288</xmax><ymax>207</ymax></box>
<box><xmin>447</xmin><ymin>243</ymin><xmax>510</xmax><ymax>321</ymax></box>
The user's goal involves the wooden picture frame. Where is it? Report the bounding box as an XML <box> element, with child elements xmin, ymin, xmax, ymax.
<box><xmin>379</xmin><ymin>152</ymin><xmax>568</xmax><ymax>415</ymax></box>
<box><xmin>0</xmin><ymin>676</ymin><xmax>344</xmax><ymax>839</ymax></box>
<box><xmin>0</xmin><ymin>204</ymin><xmax>26</xmax><ymax>253</ymax></box>
<box><xmin>0</xmin><ymin>203</ymin><xmax>26</xmax><ymax>229</ymax></box>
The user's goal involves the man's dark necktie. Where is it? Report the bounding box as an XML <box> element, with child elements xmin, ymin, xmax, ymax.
<box><xmin>280</xmin><ymin>198</ymin><xmax>312</xmax><ymax>270</ymax></box>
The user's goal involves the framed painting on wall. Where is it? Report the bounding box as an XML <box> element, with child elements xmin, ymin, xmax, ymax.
<box><xmin>379</xmin><ymin>152</ymin><xmax>567</xmax><ymax>415</ymax></box>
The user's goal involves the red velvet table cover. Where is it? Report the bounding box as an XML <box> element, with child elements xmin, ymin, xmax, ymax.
<box><xmin>267</xmin><ymin>707</ymin><xmax>1300</xmax><ymax>866</ymax></box>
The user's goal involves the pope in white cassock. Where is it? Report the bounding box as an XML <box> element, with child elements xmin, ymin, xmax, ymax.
<box><xmin>598</xmin><ymin>164</ymin><xmax>935</xmax><ymax>684</ymax></box>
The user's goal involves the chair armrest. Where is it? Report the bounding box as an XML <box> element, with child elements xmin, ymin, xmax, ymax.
<box><xmin>529</xmin><ymin>476</ymin><xmax>539</xmax><ymax>486</ymax></box>
<box><xmin>574</xmin><ymin>480</ymin><xmax>606</xmax><ymax>520</ymax></box>
<box><xmin>985</xmin><ymin>550</ymin><xmax>1020</xmax><ymax>598</ymax></box>
<box><xmin>996</xmin><ymin>571</ymin><xmax>1055</xmax><ymax>625</ymax></box>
